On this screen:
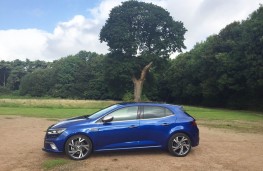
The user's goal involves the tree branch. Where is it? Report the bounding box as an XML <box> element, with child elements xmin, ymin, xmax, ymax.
<box><xmin>132</xmin><ymin>74</ymin><xmax>137</xmax><ymax>83</ymax></box>
<box><xmin>140</xmin><ymin>61</ymin><xmax>153</xmax><ymax>81</ymax></box>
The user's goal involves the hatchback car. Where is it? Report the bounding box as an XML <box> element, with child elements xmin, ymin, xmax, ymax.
<box><xmin>43</xmin><ymin>103</ymin><xmax>199</xmax><ymax>160</ymax></box>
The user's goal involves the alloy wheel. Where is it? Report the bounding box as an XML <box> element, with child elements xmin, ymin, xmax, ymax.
<box><xmin>168</xmin><ymin>133</ymin><xmax>191</xmax><ymax>157</ymax></box>
<box><xmin>65</xmin><ymin>135</ymin><xmax>92</xmax><ymax>160</ymax></box>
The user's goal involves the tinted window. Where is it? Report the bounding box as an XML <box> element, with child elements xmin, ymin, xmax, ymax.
<box><xmin>142</xmin><ymin>106</ymin><xmax>173</xmax><ymax>119</ymax></box>
<box><xmin>107</xmin><ymin>106</ymin><xmax>139</xmax><ymax>121</ymax></box>
<box><xmin>89</xmin><ymin>105</ymin><xmax>119</xmax><ymax>119</ymax></box>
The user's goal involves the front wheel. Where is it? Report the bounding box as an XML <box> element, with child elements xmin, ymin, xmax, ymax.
<box><xmin>65</xmin><ymin>135</ymin><xmax>92</xmax><ymax>160</ymax></box>
<box><xmin>168</xmin><ymin>133</ymin><xmax>191</xmax><ymax>157</ymax></box>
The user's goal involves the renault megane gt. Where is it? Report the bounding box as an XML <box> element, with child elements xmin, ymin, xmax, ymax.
<box><xmin>43</xmin><ymin>103</ymin><xmax>199</xmax><ymax>160</ymax></box>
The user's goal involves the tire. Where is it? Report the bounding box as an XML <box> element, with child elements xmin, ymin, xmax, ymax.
<box><xmin>168</xmin><ymin>133</ymin><xmax>191</xmax><ymax>157</ymax></box>
<box><xmin>65</xmin><ymin>135</ymin><xmax>92</xmax><ymax>160</ymax></box>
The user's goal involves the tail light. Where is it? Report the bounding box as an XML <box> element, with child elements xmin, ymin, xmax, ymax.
<box><xmin>192</xmin><ymin>120</ymin><xmax>197</xmax><ymax>126</ymax></box>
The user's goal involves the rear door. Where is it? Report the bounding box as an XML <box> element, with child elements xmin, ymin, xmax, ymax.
<box><xmin>138</xmin><ymin>106</ymin><xmax>175</xmax><ymax>147</ymax></box>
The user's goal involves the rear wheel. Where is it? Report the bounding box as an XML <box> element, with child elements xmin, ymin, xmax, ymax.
<box><xmin>168</xmin><ymin>133</ymin><xmax>191</xmax><ymax>157</ymax></box>
<box><xmin>65</xmin><ymin>135</ymin><xmax>92</xmax><ymax>160</ymax></box>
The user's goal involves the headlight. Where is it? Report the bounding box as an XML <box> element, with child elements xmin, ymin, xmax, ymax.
<box><xmin>47</xmin><ymin>128</ymin><xmax>66</xmax><ymax>135</ymax></box>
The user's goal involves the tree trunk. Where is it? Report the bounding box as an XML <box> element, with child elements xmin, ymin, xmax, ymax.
<box><xmin>132</xmin><ymin>62</ymin><xmax>153</xmax><ymax>102</ymax></box>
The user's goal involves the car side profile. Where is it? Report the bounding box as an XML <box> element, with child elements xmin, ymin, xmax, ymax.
<box><xmin>43</xmin><ymin>103</ymin><xmax>199</xmax><ymax>160</ymax></box>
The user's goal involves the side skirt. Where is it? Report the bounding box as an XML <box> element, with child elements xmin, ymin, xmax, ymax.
<box><xmin>95</xmin><ymin>145</ymin><xmax>162</xmax><ymax>152</ymax></box>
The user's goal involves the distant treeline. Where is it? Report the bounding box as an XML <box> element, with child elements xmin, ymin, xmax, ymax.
<box><xmin>0</xmin><ymin>6</ymin><xmax>262</xmax><ymax>110</ymax></box>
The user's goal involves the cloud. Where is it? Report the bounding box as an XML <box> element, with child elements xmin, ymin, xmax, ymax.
<box><xmin>0</xmin><ymin>29</ymin><xmax>50</xmax><ymax>61</ymax></box>
<box><xmin>0</xmin><ymin>0</ymin><xmax>123</xmax><ymax>61</ymax></box>
<box><xmin>43</xmin><ymin>15</ymin><xmax>109</xmax><ymax>61</ymax></box>
<box><xmin>0</xmin><ymin>0</ymin><xmax>262</xmax><ymax>61</ymax></box>
<box><xmin>0</xmin><ymin>15</ymin><xmax>110</xmax><ymax>61</ymax></box>
<box><xmin>167</xmin><ymin>0</ymin><xmax>262</xmax><ymax>50</ymax></box>
<box><xmin>89</xmin><ymin>0</ymin><xmax>123</xmax><ymax>21</ymax></box>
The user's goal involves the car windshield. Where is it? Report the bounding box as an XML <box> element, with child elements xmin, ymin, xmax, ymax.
<box><xmin>88</xmin><ymin>104</ymin><xmax>119</xmax><ymax>119</ymax></box>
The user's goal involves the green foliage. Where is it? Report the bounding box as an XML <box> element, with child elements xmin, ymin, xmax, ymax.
<box><xmin>19</xmin><ymin>51</ymin><xmax>110</xmax><ymax>99</ymax></box>
<box><xmin>0</xmin><ymin>59</ymin><xmax>49</xmax><ymax>91</ymax></box>
<box><xmin>0</xmin><ymin>86</ymin><xmax>11</xmax><ymax>95</ymax></box>
<box><xmin>0</xmin><ymin>61</ymin><xmax>11</xmax><ymax>87</ymax></box>
<box><xmin>122</xmin><ymin>91</ymin><xmax>149</xmax><ymax>102</ymax></box>
<box><xmin>100</xmin><ymin>0</ymin><xmax>186</xmax><ymax>58</ymax></box>
<box><xmin>20</xmin><ymin>68</ymin><xmax>55</xmax><ymax>96</ymax></box>
<box><xmin>51</xmin><ymin>55</ymin><xmax>86</xmax><ymax>98</ymax></box>
<box><xmin>165</xmin><ymin>5</ymin><xmax>263</xmax><ymax>109</ymax></box>
<box><xmin>122</xmin><ymin>92</ymin><xmax>134</xmax><ymax>102</ymax></box>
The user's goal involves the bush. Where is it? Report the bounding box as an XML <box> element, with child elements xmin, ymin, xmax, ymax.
<box><xmin>0</xmin><ymin>86</ymin><xmax>11</xmax><ymax>95</ymax></box>
<box><xmin>122</xmin><ymin>92</ymin><xmax>150</xmax><ymax>102</ymax></box>
<box><xmin>122</xmin><ymin>92</ymin><xmax>133</xmax><ymax>102</ymax></box>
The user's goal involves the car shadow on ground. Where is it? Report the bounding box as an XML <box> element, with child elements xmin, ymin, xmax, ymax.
<box><xmin>43</xmin><ymin>148</ymin><xmax>170</xmax><ymax>159</ymax></box>
<box><xmin>43</xmin><ymin>152</ymin><xmax>68</xmax><ymax>159</ymax></box>
<box><xmin>43</xmin><ymin>148</ymin><xmax>200</xmax><ymax>160</ymax></box>
<box><xmin>92</xmin><ymin>148</ymin><xmax>169</xmax><ymax>157</ymax></box>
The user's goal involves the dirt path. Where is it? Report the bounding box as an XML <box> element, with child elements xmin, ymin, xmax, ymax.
<box><xmin>0</xmin><ymin>116</ymin><xmax>262</xmax><ymax>171</ymax></box>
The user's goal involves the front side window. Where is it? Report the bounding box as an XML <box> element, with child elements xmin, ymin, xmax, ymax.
<box><xmin>89</xmin><ymin>104</ymin><xmax>119</xmax><ymax>119</ymax></box>
<box><xmin>106</xmin><ymin>106</ymin><xmax>139</xmax><ymax>121</ymax></box>
<box><xmin>142</xmin><ymin>106</ymin><xmax>173</xmax><ymax>119</ymax></box>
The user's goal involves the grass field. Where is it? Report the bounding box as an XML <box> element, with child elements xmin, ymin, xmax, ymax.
<box><xmin>0</xmin><ymin>98</ymin><xmax>262</xmax><ymax>133</ymax></box>
<box><xmin>185</xmin><ymin>106</ymin><xmax>263</xmax><ymax>133</ymax></box>
<box><xmin>0</xmin><ymin>99</ymin><xmax>117</xmax><ymax>118</ymax></box>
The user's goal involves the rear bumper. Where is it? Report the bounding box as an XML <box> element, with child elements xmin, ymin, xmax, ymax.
<box><xmin>191</xmin><ymin>126</ymin><xmax>199</xmax><ymax>147</ymax></box>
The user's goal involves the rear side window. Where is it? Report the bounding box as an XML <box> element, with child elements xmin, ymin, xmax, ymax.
<box><xmin>142</xmin><ymin>106</ymin><xmax>173</xmax><ymax>119</ymax></box>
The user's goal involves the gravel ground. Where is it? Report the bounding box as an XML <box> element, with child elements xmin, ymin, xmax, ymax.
<box><xmin>0</xmin><ymin>116</ymin><xmax>262</xmax><ymax>171</ymax></box>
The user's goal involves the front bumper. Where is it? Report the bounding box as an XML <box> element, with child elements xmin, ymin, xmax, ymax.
<box><xmin>42</xmin><ymin>133</ymin><xmax>68</xmax><ymax>153</ymax></box>
<box><xmin>42</xmin><ymin>141</ymin><xmax>64</xmax><ymax>153</ymax></box>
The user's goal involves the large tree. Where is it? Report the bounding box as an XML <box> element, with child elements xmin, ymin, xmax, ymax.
<box><xmin>100</xmin><ymin>0</ymin><xmax>186</xmax><ymax>101</ymax></box>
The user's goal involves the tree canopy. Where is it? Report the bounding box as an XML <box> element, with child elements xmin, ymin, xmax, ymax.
<box><xmin>100</xmin><ymin>0</ymin><xmax>186</xmax><ymax>101</ymax></box>
<box><xmin>100</xmin><ymin>0</ymin><xmax>186</xmax><ymax>58</ymax></box>
<box><xmin>164</xmin><ymin>5</ymin><xmax>263</xmax><ymax>109</ymax></box>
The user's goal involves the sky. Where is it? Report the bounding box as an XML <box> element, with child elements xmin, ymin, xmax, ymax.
<box><xmin>0</xmin><ymin>0</ymin><xmax>262</xmax><ymax>61</ymax></box>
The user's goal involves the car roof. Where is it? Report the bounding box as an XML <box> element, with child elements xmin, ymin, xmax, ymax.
<box><xmin>117</xmin><ymin>102</ymin><xmax>182</xmax><ymax>109</ymax></box>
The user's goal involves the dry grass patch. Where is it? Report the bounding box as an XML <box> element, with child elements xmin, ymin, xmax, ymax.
<box><xmin>0</xmin><ymin>99</ymin><xmax>118</xmax><ymax>109</ymax></box>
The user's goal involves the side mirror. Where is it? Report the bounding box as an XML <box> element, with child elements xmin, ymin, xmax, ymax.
<box><xmin>102</xmin><ymin>115</ymin><xmax>113</xmax><ymax>123</ymax></box>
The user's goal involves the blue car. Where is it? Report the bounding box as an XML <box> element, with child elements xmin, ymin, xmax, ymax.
<box><xmin>43</xmin><ymin>103</ymin><xmax>199</xmax><ymax>160</ymax></box>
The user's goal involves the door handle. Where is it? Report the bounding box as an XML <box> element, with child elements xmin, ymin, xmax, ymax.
<box><xmin>128</xmin><ymin>125</ymin><xmax>138</xmax><ymax>128</ymax></box>
<box><xmin>161</xmin><ymin>123</ymin><xmax>170</xmax><ymax>126</ymax></box>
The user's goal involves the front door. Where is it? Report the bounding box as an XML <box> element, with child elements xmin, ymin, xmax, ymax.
<box><xmin>92</xmin><ymin>106</ymin><xmax>140</xmax><ymax>151</ymax></box>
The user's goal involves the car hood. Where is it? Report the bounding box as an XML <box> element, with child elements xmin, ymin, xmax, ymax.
<box><xmin>51</xmin><ymin>116</ymin><xmax>92</xmax><ymax>129</ymax></box>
